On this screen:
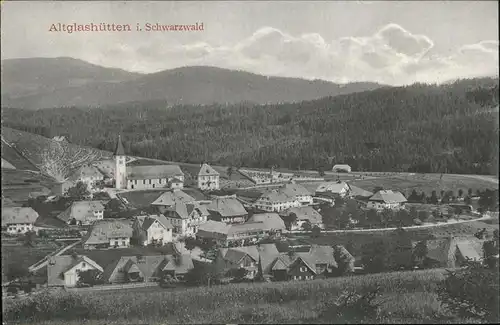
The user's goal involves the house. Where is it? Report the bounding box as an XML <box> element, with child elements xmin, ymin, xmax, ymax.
<box><xmin>246</xmin><ymin>213</ymin><xmax>286</xmax><ymax>234</ymax></box>
<box><xmin>281</xmin><ymin>183</ymin><xmax>313</xmax><ymax>205</ymax></box>
<box><xmin>47</xmin><ymin>255</ymin><xmax>103</xmax><ymax>287</ymax></box>
<box><xmin>411</xmin><ymin>237</ymin><xmax>484</xmax><ymax>268</ymax></box>
<box><xmin>133</xmin><ymin>214</ymin><xmax>173</xmax><ymax>246</ymax></box>
<box><xmin>332</xmin><ymin>164</ymin><xmax>352</xmax><ymax>173</ymax></box>
<box><xmin>101</xmin><ymin>254</ymin><xmax>194</xmax><ymax>283</ymax></box>
<box><xmin>198</xmin><ymin>163</ymin><xmax>220</xmax><ymax>191</ymax></box>
<box><xmin>280</xmin><ymin>206</ymin><xmax>324</xmax><ymax>230</ymax></box>
<box><xmin>67</xmin><ymin>164</ymin><xmax>104</xmax><ymax>191</ymax></box>
<box><xmin>206</xmin><ymin>195</ymin><xmax>248</xmax><ymax>224</ymax></box>
<box><xmin>315</xmin><ymin>181</ymin><xmax>352</xmax><ymax>198</ymax></box>
<box><xmin>367</xmin><ymin>190</ymin><xmax>407</xmax><ymax>210</ymax></box>
<box><xmin>151</xmin><ymin>189</ymin><xmax>196</xmax><ymax>214</ymax></box>
<box><xmin>163</xmin><ymin>202</ymin><xmax>209</xmax><ymax>237</ymax></box>
<box><xmin>113</xmin><ymin>135</ymin><xmax>185</xmax><ymax>190</ymax></box>
<box><xmin>253</xmin><ymin>188</ymin><xmax>300</xmax><ymax>212</ymax></box>
<box><xmin>82</xmin><ymin>219</ymin><xmax>134</xmax><ymax>249</ymax></box>
<box><xmin>278</xmin><ymin>245</ymin><xmax>338</xmax><ymax>281</ymax></box>
<box><xmin>1</xmin><ymin>207</ymin><xmax>39</xmax><ymax>235</ymax></box>
<box><xmin>214</xmin><ymin>244</ymin><xmax>280</xmax><ymax>279</ymax></box>
<box><xmin>349</xmin><ymin>185</ymin><xmax>373</xmax><ymax>199</ymax></box>
<box><xmin>170</xmin><ymin>178</ymin><xmax>184</xmax><ymax>189</ymax></box>
<box><xmin>56</xmin><ymin>200</ymin><xmax>105</xmax><ymax>226</ymax></box>
<box><xmin>196</xmin><ymin>220</ymin><xmax>232</xmax><ymax>245</ymax></box>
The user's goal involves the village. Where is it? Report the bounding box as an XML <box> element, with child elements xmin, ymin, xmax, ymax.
<box><xmin>2</xmin><ymin>135</ymin><xmax>498</xmax><ymax>297</ymax></box>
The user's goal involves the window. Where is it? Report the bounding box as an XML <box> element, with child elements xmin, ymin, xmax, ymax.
<box><xmin>122</xmin><ymin>240</ymin><xmax>126</xmax><ymax>246</ymax></box>
<box><xmin>82</xmin><ymin>262</ymin><xmax>86</xmax><ymax>267</ymax></box>
<box><xmin>300</xmin><ymin>266</ymin><xmax>307</xmax><ymax>272</ymax></box>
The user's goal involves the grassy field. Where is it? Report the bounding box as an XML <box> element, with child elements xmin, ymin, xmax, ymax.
<box><xmin>3</xmin><ymin>268</ymin><xmax>479</xmax><ymax>324</ymax></box>
<box><xmin>1</xmin><ymin>169</ymin><xmax>57</xmax><ymax>203</ymax></box>
<box><xmin>349</xmin><ymin>173</ymin><xmax>497</xmax><ymax>196</ymax></box>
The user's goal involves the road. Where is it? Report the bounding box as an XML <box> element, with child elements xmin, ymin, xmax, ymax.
<box><xmin>289</xmin><ymin>213</ymin><xmax>494</xmax><ymax>235</ymax></box>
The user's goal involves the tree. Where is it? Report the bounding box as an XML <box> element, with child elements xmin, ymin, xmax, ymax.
<box><xmin>361</xmin><ymin>239</ymin><xmax>389</xmax><ymax>273</ymax></box>
<box><xmin>77</xmin><ymin>269</ymin><xmax>104</xmax><ymax>286</ymax></box>
<box><xmin>388</xmin><ymin>228</ymin><xmax>413</xmax><ymax>271</ymax></box>
<box><xmin>429</xmin><ymin>190</ymin><xmax>439</xmax><ymax>204</ymax></box>
<box><xmin>301</xmin><ymin>221</ymin><xmax>313</xmax><ymax>232</ymax></box>
<box><xmin>408</xmin><ymin>190</ymin><xmax>420</xmax><ymax>203</ymax></box>
<box><xmin>468</xmin><ymin>188</ymin><xmax>473</xmax><ymax>197</ymax></box>
<box><xmin>464</xmin><ymin>196</ymin><xmax>472</xmax><ymax>205</ymax></box>
<box><xmin>412</xmin><ymin>240</ymin><xmax>429</xmax><ymax>268</ymax></box>
<box><xmin>396</xmin><ymin>209</ymin><xmax>413</xmax><ymax>227</ymax></box>
<box><xmin>334</xmin><ymin>245</ymin><xmax>355</xmax><ymax>276</ymax></box>
<box><xmin>373</xmin><ymin>186</ymin><xmax>384</xmax><ymax>194</ymax></box>
<box><xmin>417</xmin><ymin>210</ymin><xmax>430</xmax><ymax>223</ymax></box>
<box><xmin>228</xmin><ymin>267</ymin><xmax>249</xmax><ymax>282</ymax></box>
<box><xmin>318</xmin><ymin>167</ymin><xmax>325</xmax><ymax>177</ymax></box>
<box><xmin>458</xmin><ymin>189</ymin><xmax>464</xmax><ymax>198</ymax></box>
<box><xmin>184</xmin><ymin>237</ymin><xmax>198</xmax><ymax>253</ymax></box>
<box><xmin>65</xmin><ymin>181</ymin><xmax>90</xmax><ymax>200</ymax></box>
<box><xmin>23</xmin><ymin>230</ymin><xmax>37</xmax><ymax>247</ymax></box>
<box><xmin>311</xmin><ymin>225</ymin><xmax>322</xmax><ymax>238</ymax></box>
<box><xmin>104</xmin><ymin>198</ymin><xmax>125</xmax><ymax>218</ymax></box>
<box><xmin>282</xmin><ymin>213</ymin><xmax>298</xmax><ymax>230</ymax></box>
<box><xmin>334</xmin><ymin>196</ymin><xmax>345</xmax><ymax>207</ymax></box>
<box><xmin>226</xmin><ymin>166</ymin><xmax>233</xmax><ymax>179</ymax></box>
<box><xmin>437</xmin><ymin>262</ymin><xmax>499</xmax><ymax>323</ymax></box>
<box><xmin>482</xmin><ymin>240</ymin><xmax>498</xmax><ymax>269</ymax></box>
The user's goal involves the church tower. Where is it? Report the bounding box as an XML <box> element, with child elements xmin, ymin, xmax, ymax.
<box><xmin>114</xmin><ymin>135</ymin><xmax>127</xmax><ymax>190</ymax></box>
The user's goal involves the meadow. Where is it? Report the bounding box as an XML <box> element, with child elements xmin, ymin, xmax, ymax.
<box><xmin>4</xmin><ymin>268</ymin><xmax>475</xmax><ymax>324</ymax></box>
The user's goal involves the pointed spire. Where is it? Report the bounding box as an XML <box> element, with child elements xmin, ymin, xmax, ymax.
<box><xmin>114</xmin><ymin>135</ymin><xmax>126</xmax><ymax>156</ymax></box>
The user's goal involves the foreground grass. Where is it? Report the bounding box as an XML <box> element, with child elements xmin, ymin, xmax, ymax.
<box><xmin>4</xmin><ymin>268</ymin><xmax>472</xmax><ymax>324</ymax></box>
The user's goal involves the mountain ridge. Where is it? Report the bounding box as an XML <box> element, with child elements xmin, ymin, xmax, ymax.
<box><xmin>1</xmin><ymin>57</ymin><xmax>383</xmax><ymax>109</ymax></box>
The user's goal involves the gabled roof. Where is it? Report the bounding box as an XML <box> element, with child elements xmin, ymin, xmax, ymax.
<box><xmin>270</xmin><ymin>254</ymin><xmax>293</xmax><ymax>271</ymax></box>
<box><xmin>246</xmin><ymin>213</ymin><xmax>286</xmax><ymax>231</ymax></box>
<box><xmin>281</xmin><ymin>183</ymin><xmax>312</xmax><ymax>197</ymax></box>
<box><xmin>165</xmin><ymin>202</ymin><xmax>209</xmax><ymax>219</ymax></box>
<box><xmin>67</xmin><ymin>165</ymin><xmax>104</xmax><ymax>182</ymax></box>
<box><xmin>127</xmin><ymin>165</ymin><xmax>184</xmax><ymax>180</ymax></box>
<box><xmin>258</xmin><ymin>189</ymin><xmax>295</xmax><ymax>203</ymax></box>
<box><xmin>369</xmin><ymin>190</ymin><xmax>407</xmax><ymax>204</ymax></box>
<box><xmin>207</xmin><ymin>197</ymin><xmax>247</xmax><ymax>217</ymax></box>
<box><xmin>315</xmin><ymin>181</ymin><xmax>350</xmax><ymax>194</ymax></box>
<box><xmin>197</xmin><ymin>220</ymin><xmax>231</xmax><ymax>235</ymax></box>
<box><xmin>1</xmin><ymin>158</ymin><xmax>16</xmax><ymax>169</ymax></box>
<box><xmin>455</xmin><ymin>237</ymin><xmax>483</xmax><ymax>261</ymax></box>
<box><xmin>220</xmin><ymin>244</ymin><xmax>280</xmax><ymax>270</ymax></box>
<box><xmin>47</xmin><ymin>255</ymin><xmax>102</xmax><ymax>286</ymax></box>
<box><xmin>412</xmin><ymin>238</ymin><xmax>453</xmax><ymax>265</ymax></box>
<box><xmin>227</xmin><ymin>222</ymin><xmax>267</xmax><ymax>236</ymax></box>
<box><xmin>332</xmin><ymin>164</ymin><xmax>351</xmax><ymax>170</ymax></box>
<box><xmin>349</xmin><ymin>185</ymin><xmax>373</xmax><ymax>198</ymax></box>
<box><xmin>198</xmin><ymin>163</ymin><xmax>219</xmax><ymax>176</ymax></box>
<box><xmin>2</xmin><ymin>207</ymin><xmax>39</xmax><ymax>226</ymax></box>
<box><xmin>57</xmin><ymin>200</ymin><xmax>105</xmax><ymax>223</ymax></box>
<box><xmin>83</xmin><ymin>219</ymin><xmax>134</xmax><ymax>245</ymax></box>
<box><xmin>102</xmin><ymin>254</ymin><xmax>193</xmax><ymax>282</ymax></box>
<box><xmin>114</xmin><ymin>135</ymin><xmax>126</xmax><ymax>156</ymax></box>
<box><xmin>281</xmin><ymin>206</ymin><xmax>322</xmax><ymax>224</ymax></box>
<box><xmin>136</xmin><ymin>214</ymin><xmax>173</xmax><ymax>231</ymax></box>
<box><xmin>151</xmin><ymin>190</ymin><xmax>196</xmax><ymax>206</ymax></box>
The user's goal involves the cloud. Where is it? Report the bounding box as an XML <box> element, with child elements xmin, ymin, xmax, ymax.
<box><xmin>90</xmin><ymin>23</ymin><xmax>498</xmax><ymax>85</ymax></box>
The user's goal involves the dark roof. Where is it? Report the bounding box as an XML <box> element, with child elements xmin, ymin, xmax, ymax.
<box><xmin>207</xmin><ymin>197</ymin><xmax>248</xmax><ymax>217</ymax></box>
<box><xmin>47</xmin><ymin>255</ymin><xmax>102</xmax><ymax>286</ymax></box>
<box><xmin>281</xmin><ymin>206</ymin><xmax>322</xmax><ymax>224</ymax></box>
<box><xmin>2</xmin><ymin>207</ymin><xmax>39</xmax><ymax>226</ymax></box>
<box><xmin>114</xmin><ymin>135</ymin><xmax>126</xmax><ymax>156</ymax></box>
<box><xmin>369</xmin><ymin>190</ymin><xmax>407</xmax><ymax>203</ymax></box>
<box><xmin>165</xmin><ymin>202</ymin><xmax>209</xmax><ymax>219</ymax></box>
<box><xmin>127</xmin><ymin>165</ymin><xmax>184</xmax><ymax>180</ymax></box>
<box><xmin>136</xmin><ymin>215</ymin><xmax>173</xmax><ymax>231</ymax></box>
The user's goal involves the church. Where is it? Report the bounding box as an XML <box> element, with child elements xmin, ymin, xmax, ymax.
<box><xmin>114</xmin><ymin>136</ymin><xmax>185</xmax><ymax>190</ymax></box>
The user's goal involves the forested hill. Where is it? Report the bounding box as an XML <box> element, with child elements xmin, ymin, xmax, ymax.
<box><xmin>2</xmin><ymin>77</ymin><xmax>499</xmax><ymax>175</ymax></box>
<box><xmin>1</xmin><ymin>58</ymin><xmax>382</xmax><ymax>109</ymax></box>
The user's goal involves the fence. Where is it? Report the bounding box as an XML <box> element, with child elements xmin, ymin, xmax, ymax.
<box><xmin>66</xmin><ymin>282</ymin><xmax>158</xmax><ymax>292</ymax></box>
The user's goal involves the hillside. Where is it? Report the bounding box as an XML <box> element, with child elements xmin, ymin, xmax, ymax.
<box><xmin>2</xmin><ymin>77</ymin><xmax>498</xmax><ymax>175</ymax></box>
<box><xmin>1</xmin><ymin>57</ymin><xmax>142</xmax><ymax>100</ymax></box>
<box><xmin>1</xmin><ymin>127</ymin><xmax>112</xmax><ymax>181</ymax></box>
<box><xmin>0</xmin><ymin>58</ymin><xmax>382</xmax><ymax>109</ymax></box>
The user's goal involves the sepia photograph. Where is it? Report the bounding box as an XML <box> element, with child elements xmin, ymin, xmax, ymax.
<box><xmin>1</xmin><ymin>1</ymin><xmax>499</xmax><ymax>324</ymax></box>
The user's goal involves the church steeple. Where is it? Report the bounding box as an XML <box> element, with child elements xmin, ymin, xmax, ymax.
<box><xmin>114</xmin><ymin>135</ymin><xmax>126</xmax><ymax>156</ymax></box>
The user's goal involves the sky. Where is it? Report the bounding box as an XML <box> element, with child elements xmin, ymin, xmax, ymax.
<box><xmin>1</xmin><ymin>1</ymin><xmax>498</xmax><ymax>85</ymax></box>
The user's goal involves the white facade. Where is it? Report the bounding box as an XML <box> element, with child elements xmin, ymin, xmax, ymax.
<box><xmin>366</xmin><ymin>201</ymin><xmax>404</xmax><ymax>211</ymax></box>
<box><xmin>108</xmin><ymin>236</ymin><xmax>131</xmax><ymax>248</ymax></box>
<box><xmin>198</xmin><ymin>175</ymin><xmax>220</xmax><ymax>191</ymax></box>
<box><xmin>5</xmin><ymin>223</ymin><xmax>35</xmax><ymax>235</ymax></box>
<box><xmin>295</xmin><ymin>194</ymin><xmax>313</xmax><ymax>206</ymax></box>
<box><xmin>167</xmin><ymin>214</ymin><xmax>207</xmax><ymax>237</ymax></box>
<box><xmin>127</xmin><ymin>175</ymin><xmax>185</xmax><ymax>190</ymax></box>
<box><xmin>254</xmin><ymin>198</ymin><xmax>301</xmax><ymax>212</ymax></box>
<box><xmin>115</xmin><ymin>155</ymin><xmax>127</xmax><ymax>190</ymax></box>
<box><xmin>139</xmin><ymin>220</ymin><xmax>173</xmax><ymax>246</ymax></box>
<box><xmin>63</xmin><ymin>261</ymin><xmax>98</xmax><ymax>287</ymax></box>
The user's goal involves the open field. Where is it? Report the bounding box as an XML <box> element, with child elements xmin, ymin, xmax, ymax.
<box><xmin>1</xmin><ymin>169</ymin><xmax>57</xmax><ymax>203</ymax></box>
<box><xmin>4</xmin><ymin>268</ymin><xmax>479</xmax><ymax>324</ymax></box>
<box><xmin>349</xmin><ymin>173</ymin><xmax>498</xmax><ymax>196</ymax></box>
